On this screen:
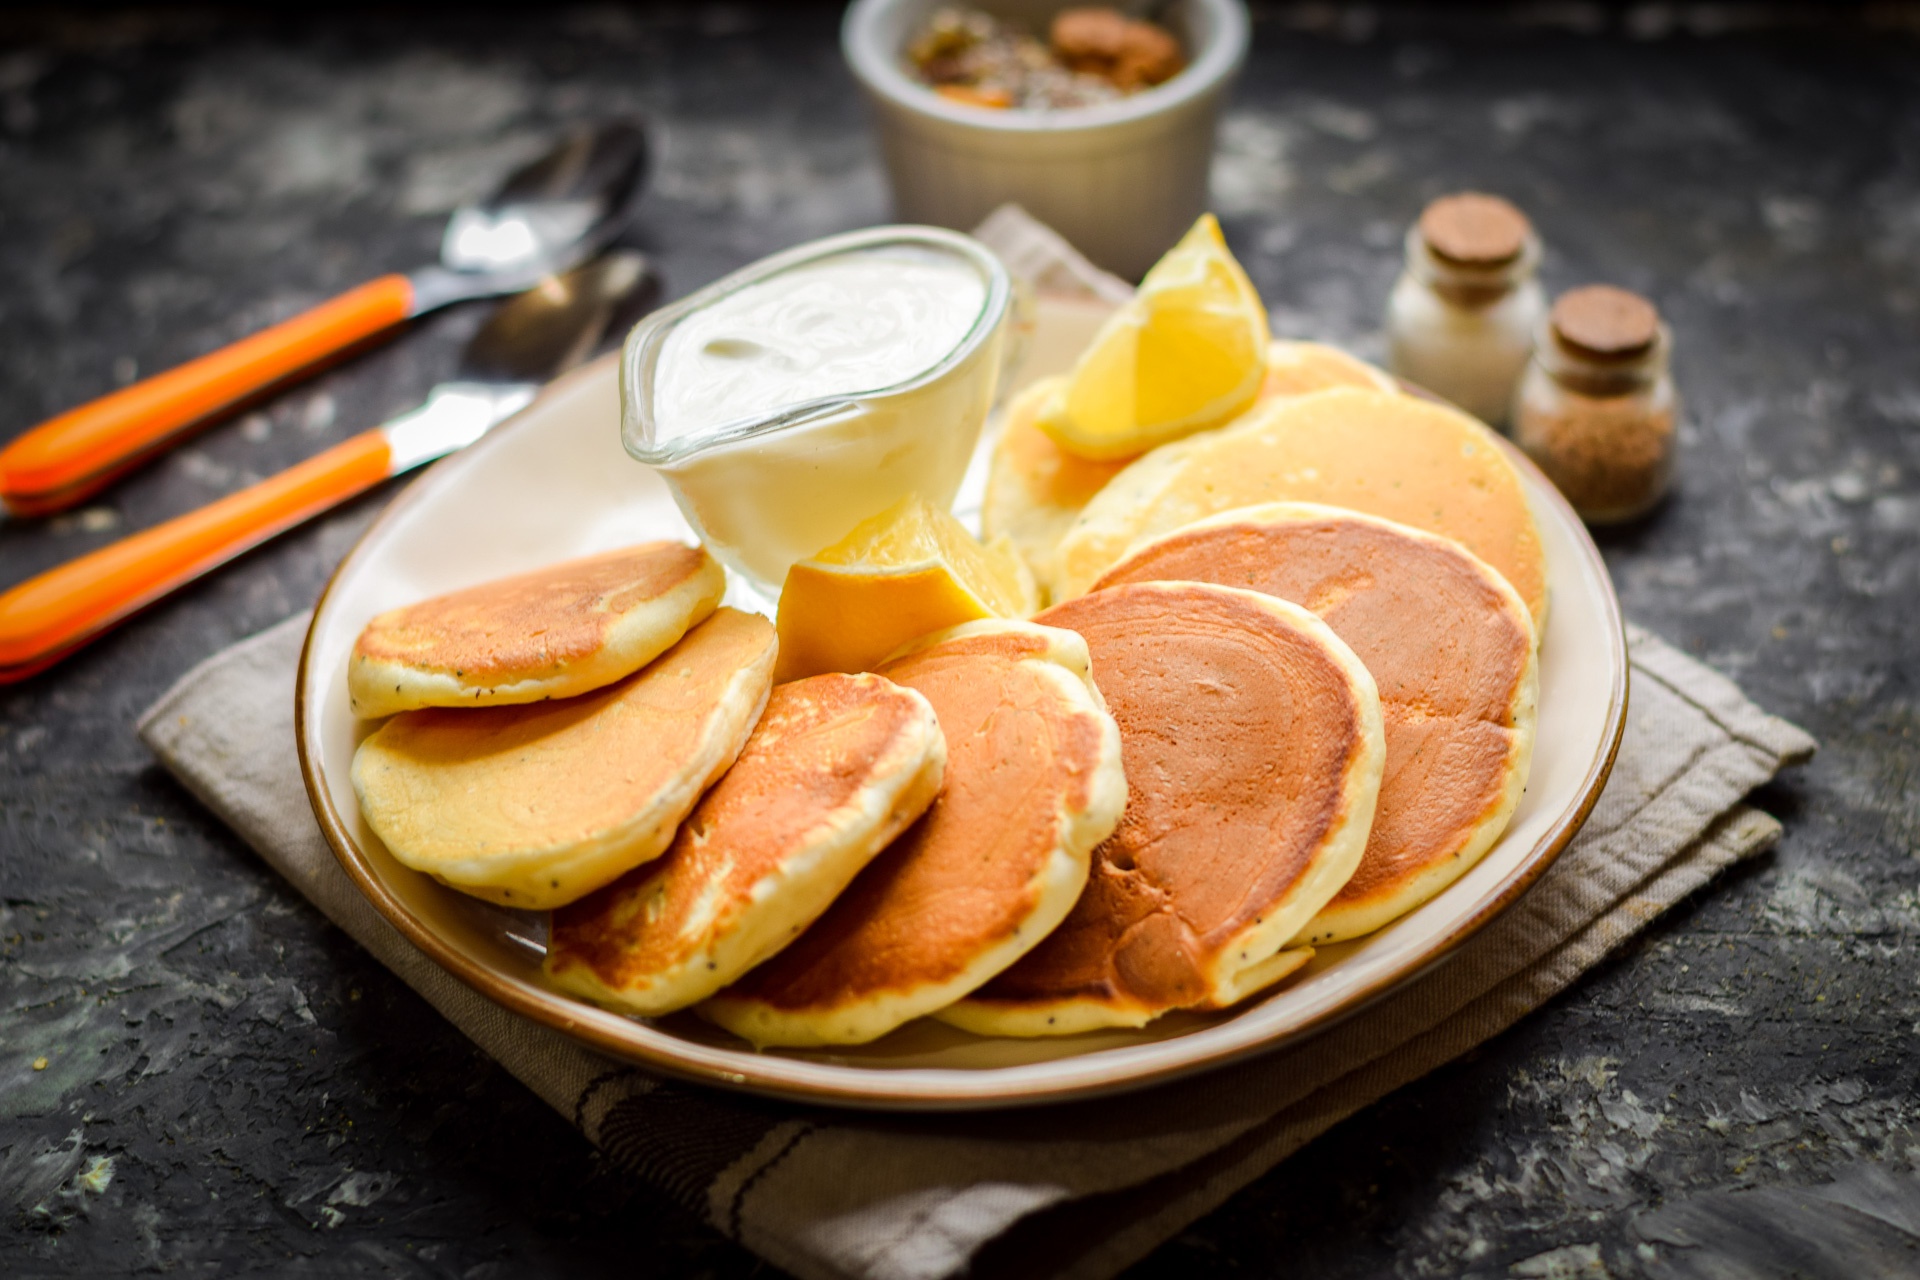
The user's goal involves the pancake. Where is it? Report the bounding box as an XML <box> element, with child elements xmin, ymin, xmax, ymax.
<box><xmin>942</xmin><ymin>582</ymin><xmax>1385</xmax><ymax>1036</ymax></box>
<box><xmin>701</xmin><ymin>620</ymin><xmax>1126</xmax><ymax>1048</ymax></box>
<box><xmin>1256</xmin><ymin>339</ymin><xmax>1396</xmax><ymax>399</ymax></box>
<box><xmin>1050</xmin><ymin>387</ymin><xmax>1549</xmax><ymax>626</ymax></box>
<box><xmin>545</xmin><ymin>673</ymin><xmax>946</xmax><ymax>1015</ymax></box>
<box><xmin>1094</xmin><ymin>503</ymin><xmax>1538</xmax><ymax>943</ymax></box>
<box><xmin>349</xmin><ymin>541</ymin><xmax>725</xmax><ymax>718</ymax></box>
<box><xmin>351</xmin><ymin>608</ymin><xmax>776</xmax><ymax>909</ymax></box>
<box><xmin>983</xmin><ymin>344</ymin><xmax>1393</xmax><ymax>601</ymax></box>
<box><xmin>982</xmin><ymin>377</ymin><xmax>1135</xmax><ymax>601</ymax></box>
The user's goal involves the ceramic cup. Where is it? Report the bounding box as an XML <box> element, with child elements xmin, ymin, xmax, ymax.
<box><xmin>842</xmin><ymin>0</ymin><xmax>1250</xmax><ymax>281</ymax></box>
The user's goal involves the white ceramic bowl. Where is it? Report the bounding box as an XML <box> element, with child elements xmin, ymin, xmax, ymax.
<box><xmin>842</xmin><ymin>0</ymin><xmax>1250</xmax><ymax>280</ymax></box>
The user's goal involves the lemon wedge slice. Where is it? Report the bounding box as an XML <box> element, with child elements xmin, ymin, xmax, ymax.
<box><xmin>1037</xmin><ymin>214</ymin><xmax>1270</xmax><ymax>460</ymax></box>
<box><xmin>774</xmin><ymin>495</ymin><xmax>1039</xmax><ymax>681</ymax></box>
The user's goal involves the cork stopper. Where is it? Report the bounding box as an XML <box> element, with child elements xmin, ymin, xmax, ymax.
<box><xmin>1418</xmin><ymin>193</ymin><xmax>1532</xmax><ymax>267</ymax></box>
<box><xmin>1550</xmin><ymin>286</ymin><xmax>1660</xmax><ymax>360</ymax></box>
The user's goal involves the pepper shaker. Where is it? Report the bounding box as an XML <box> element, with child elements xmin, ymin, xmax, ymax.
<box><xmin>1386</xmin><ymin>193</ymin><xmax>1546</xmax><ymax>427</ymax></box>
<box><xmin>1511</xmin><ymin>285</ymin><xmax>1678</xmax><ymax>524</ymax></box>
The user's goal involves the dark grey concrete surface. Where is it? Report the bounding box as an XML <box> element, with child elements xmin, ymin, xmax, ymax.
<box><xmin>1</xmin><ymin>5</ymin><xmax>1916</xmax><ymax>1277</ymax></box>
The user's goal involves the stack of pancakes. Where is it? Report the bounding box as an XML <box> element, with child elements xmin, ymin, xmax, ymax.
<box><xmin>346</xmin><ymin>358</ymin><xmax>1547</xmax><ymax>1047</ymax></box>
<box><xmin>954</xmin><ymin>371</ymin><xmax>1545</xmax><ymax>1037</ymax></box>
<box><xmin>932</xmin><ymin>521</ymin><xmax>1536</xmax><ymax>1036</ymax></box>
<box><xmin>345</xmin><ymin>545</ymin><xmax>1135</xmax><ymax>1043</ymax></box>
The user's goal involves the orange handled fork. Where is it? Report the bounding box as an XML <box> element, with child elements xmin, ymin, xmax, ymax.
<box><xmin>0</xmin><ymin>251</ymin><xmax>652</xmax><ymax>684</ymax></box>
<box><xmin>0</xmin><ymin>120</ymin><xmax>646</xmax><ymax>518</ymax></box>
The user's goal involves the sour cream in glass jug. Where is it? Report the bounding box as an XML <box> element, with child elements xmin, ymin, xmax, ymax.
<box><xmin>622</xmin><ymin>226</ymin><xmax>1012</xmax><ymax>593</ymax></box>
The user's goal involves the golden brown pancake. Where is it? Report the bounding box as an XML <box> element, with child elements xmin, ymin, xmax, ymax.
<box><xmin>1094</xmin><ymin>503</ymin><xmax>1538</xmax><ymax>943</ymax></box>
<box><xmin>700</xmin><ymin>620</ymin><xmax>1126</xmax><ymax>1048</ymax></box>
<box><xmin>352</xmin><ymin>609</ymin><xmax>775</xmax><ymax>909</ymax></box>
<box><xmin>983</xmin><ymin>345</ymin><xmax>1393</xmax><ymax>602</ymax></box>
<box><xmin>544</xmin><ymin>673</ymin><xmax>947</xmax><ymax>1016</ymax></box>
<box><xmin>1051</xmin><ymin>387</ymin><xmax>1549</xmax><ymax>627</ymax></box>
<box><xmin>942</xmin><ymin>582</ymin><xmax>1385</xmax><ymax>1036</ymax></box>
<box><xmin>348</xmin><ymin>541</ymin><xmax>726</xmax><ymax>718</ymax></box>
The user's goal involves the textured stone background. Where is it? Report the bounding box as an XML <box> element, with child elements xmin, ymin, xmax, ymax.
<box><xmin>1</xmin><ymin>4</ymin><xmax>1917</xmax><ymax>1277</ymax></box>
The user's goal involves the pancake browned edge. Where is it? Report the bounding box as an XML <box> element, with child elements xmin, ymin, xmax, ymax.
<box><xmin>1096</xmin><ymin>503</ymin><xmax>1539</xmax><ymax>944</ymax></box>
<box><xmin>942</xmin><ymin>582</ymin><xmax>1385</xmax><ymax>1037</ymax></box>
<box><xmin>700</xmin><ymin>620</ymin><xmax>1127</xmax><ymax>1049</ymax></box>
<box><xmin>351</xmin><ymin>609</ymin><xmax>776</xmax><ymax>910</ymax></box>
<box><xmin>544</xmin><ymin>673</ymin><xmax>947</xmax><ymax>1016</ymax></box>
<box><xmin>348</xmin><ymin>541</ymin><xmax>726</xmax><ymax>718</ymax></box>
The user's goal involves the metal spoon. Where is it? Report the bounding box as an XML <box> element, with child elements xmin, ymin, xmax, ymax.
<box><xmin>0</xmin><ymin>120</ymin><xmax>649</xmax><ymax>517</ymax></box>
<box><xmin>0</xmin><ymin>250</ymin><xmax>657</xmax><ymax>684</ymax></box>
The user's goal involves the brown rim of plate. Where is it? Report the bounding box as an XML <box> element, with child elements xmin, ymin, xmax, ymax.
<box><xmin>296</xmin><ymin>360</ymin><xmax>1628</xmax><ymax>1112</ymax></box>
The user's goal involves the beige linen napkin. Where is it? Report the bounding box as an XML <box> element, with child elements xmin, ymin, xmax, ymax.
<box><xmin>138</xmin><ymin>613</ymin><xmax>1811</xmax><ymax>1280</ymax></box>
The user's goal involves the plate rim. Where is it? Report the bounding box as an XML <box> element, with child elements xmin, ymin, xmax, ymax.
<box><xmin>296</xmin><ymin>357</ymin><xmax>1628</xmax><ymax>1112</ymax></box>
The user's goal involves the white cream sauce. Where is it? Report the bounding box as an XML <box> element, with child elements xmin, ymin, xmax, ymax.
<box><xmin>654</xmin><ymin>246</ymin><xmax>987</xmax><ymax>440</ymax></box>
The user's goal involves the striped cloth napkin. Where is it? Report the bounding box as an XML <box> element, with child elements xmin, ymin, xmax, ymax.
<box><xmin>139</xmin><ymin>612</ymin><xmax>1811</xmax><ymax>1280</ymax></box>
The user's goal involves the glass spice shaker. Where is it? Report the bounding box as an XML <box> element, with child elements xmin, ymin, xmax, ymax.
<box><xmin>1511</xmin><ymin>285</ymin><xmax>1678</xmax><ymax>524</ymax></box>
<box><xmin>1386</xmin><ymin>192</ymin><xmax>1546</xmax><ymax>428</ymax></box>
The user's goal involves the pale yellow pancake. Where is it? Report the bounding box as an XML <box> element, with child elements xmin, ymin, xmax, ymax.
<box><xmin>1050</xmin><ymin>387</ymin><xmax>1549</xmax><ymax>627</ymax></box>
<box><xmin>351</xmin><ymin>609</ymin><xmax>775</xmax><ymax>909</ymax></box>
<box><xmin>1095</xmin><ymin>503</ymin><xmax>1538</xmax><ymax>944</ymax></box>
<box><xmin>943</xmin><ymin>581</ymin><xmax>1385</xmax><ymax>1036</ymax></box>
<box><xmin>982</xmin><ymin>378</ymin><xmax>1139</xmax><ymax>603</ymax></box>
<box><xmin>544</xmin><ymin>673</ymin><xmax>946</xmax><ymax>1016</ymax></box>
<box><xmin>983</xmin><ymin>344</ymin><xmax>1393</xmax><ymax>602</ymax></box>
<box><xmin>1256</xmin><ymin>339</ymin><xmax>1396</xmax><ymax>399</ymax></box>
<box><xmin>701</xmin><ymin>620</ymin><xmax>1126</xmax><ymax>1048</ymax></box>
<box><xmin>349</xmin><ymin>542</ymin><xmax>725</xmax><ymax>718</ymax></box>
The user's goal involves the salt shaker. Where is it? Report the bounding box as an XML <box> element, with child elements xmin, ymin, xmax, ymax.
<box><xmin>1511</xmin><ymin>285</ymin><xmax>1678</xmax><ymax>524</ymax></box>
<box><xmin>1386</xmin><ymin>193</ymin><xmax>1546</xmax><ymax>427</ymax></box>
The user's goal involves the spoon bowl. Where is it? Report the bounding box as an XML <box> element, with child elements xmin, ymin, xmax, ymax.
<box><xmin>463</xmin><ymin>251</ymin><xmax>658</xmax><ymax>384</ymax></box>
<box><xmin>420</xmin><ymin>121</ymin><xmax>652</xmax><ymax>308</ymax></box>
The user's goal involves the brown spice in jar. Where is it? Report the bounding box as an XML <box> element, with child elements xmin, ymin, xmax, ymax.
<box><xmin>1522</xmin><ymin>390</ymin><xmax>1674</xmax><ymax>519</ymax></box>
<box><xmin>1550</xmin><ymin>285</ymin><xmax>1659</xmax><ymax>360</ymax></box>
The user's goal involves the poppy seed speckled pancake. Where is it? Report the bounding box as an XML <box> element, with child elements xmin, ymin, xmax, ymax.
<box><xmin>351</xmin><ymin>609</ymin><xmax>775</xmax><ymax>910</ymax></box>
<box><xmin>348</xmin><ymin>541</ymin><xmax>725</xmax><ymax>718</ymax></box>
<box><xmin>1050</xmin><ymin>387</ymin><xmax>1549</xmax><ymax>626</ymax></box>
<box><xmin>544</xmin><ymin>673</ymin><xmax>947</xmax><ymax>1016</ymax></box>
<box><xmin>941</xmin><ymin>582</ymin><xmax>1384</xmax><ymax>1037</ymax></box>
<box><xmin>700</xmin><ymin>620</ymin><xmax>1126</xmax><ymax>1049</ymax></box>
<box><xmin>1094</xmin><ymin>503</ymin><xmax>1538</xmax><ymax>944</ymax></box>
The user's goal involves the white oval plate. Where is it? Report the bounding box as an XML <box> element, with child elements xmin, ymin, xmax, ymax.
<box><xmin>298</xmin><ymin>352</ymin><xmax>1626</xmax><ymax>1111</ymax></box>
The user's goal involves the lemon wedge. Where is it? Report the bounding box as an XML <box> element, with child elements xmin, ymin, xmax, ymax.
<box><xmin>774</xmin><ymin>495</ymin><xmax>1039</xmax><ymax>681</ymax></box>
<box><xmin>1037</xmin><ymin>214</ymin><xmax>1270</xmax><ymax>460</ymax></box>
